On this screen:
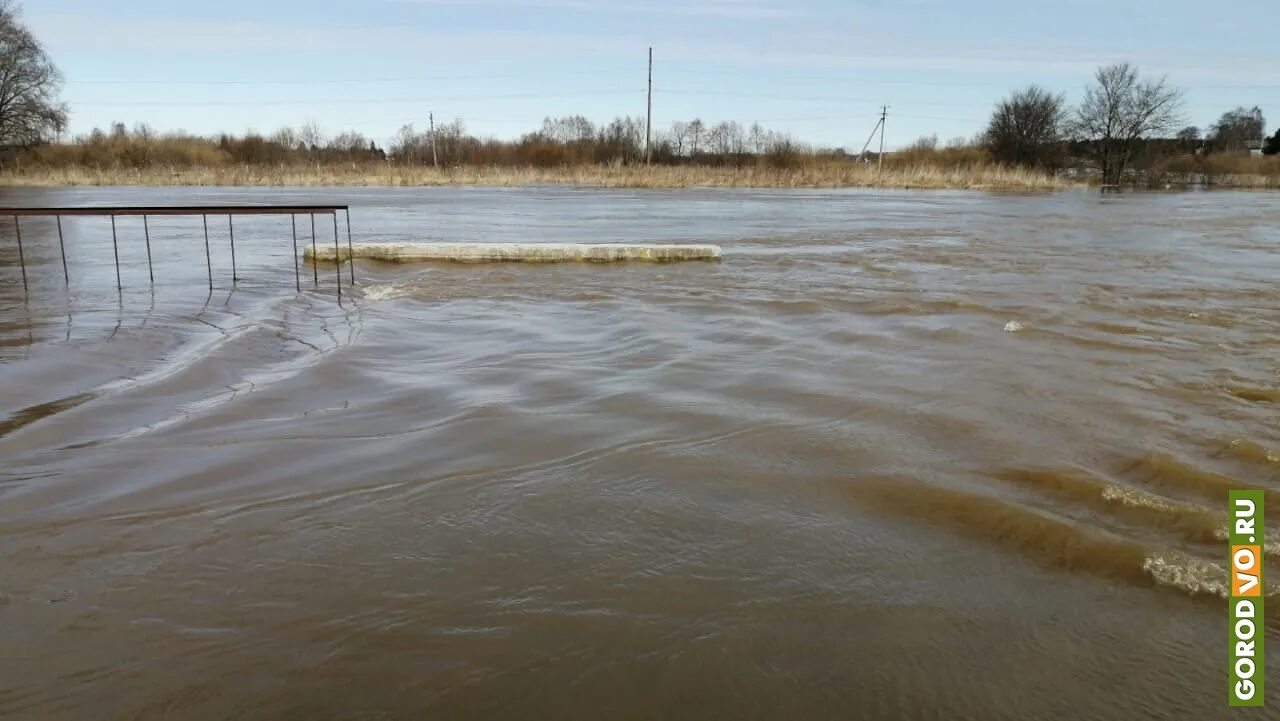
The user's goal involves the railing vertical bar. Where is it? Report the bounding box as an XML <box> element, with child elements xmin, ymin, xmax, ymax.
<box><xmin>13</xmin><ymin>216</ymin><xmax>28</xmax><ymax>293</ymax></box>
<box><xmin>110</xmin><ymin>215</ymin><xmax>122</xmax><ymax>293</ymax></box>
<box><xmin>345</xmin><ymin>209</ymin><xmax>355</xmax><ymax>285</ymax></box>
<box><xmin>332</xmin><ymin>212</ymin><xmax>342</xmax><ymax>303</ymax></box>
<box><xmin>56</xmin><ymin>215</ymin><xmax>68</xmax><ymax>284</ymax></box>
<box><xmin>228</xmin><ymin>215</ymin><xmax>238</xmax><ymax>282</ymax></box>
<box><xmin>142</xmin><ymin>215</ymin><xmax>154</xmax><ymax>283</ymax></box>
<box><xmin>202</xmin><ymin>214</ymin><xmax>213</xmax><ymax>291</ymax></box>
<box><xmin>291</xmin><ymin>214</ymin><xmax>300</xmax><ymax>292</ymax></box>
<box><xmin>310</xmin><ymin>214</ymin><xmax>318</xmax><ymax>286</ymax></box>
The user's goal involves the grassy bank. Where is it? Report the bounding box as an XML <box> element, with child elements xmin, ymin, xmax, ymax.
<box><xmin>1147</xmin><ymin>154</ymin><xmax>1280</xmax><ymax>189</ymax></box>
<box><xmin>0</xmin><ymin>161</ymin><xmax>1075</xmax><ymax>190</ymax></box>
<box><xmin>1158</xmin><ymin>173</ymin><xmax>1280</xmax><ymax>189</ymax></box>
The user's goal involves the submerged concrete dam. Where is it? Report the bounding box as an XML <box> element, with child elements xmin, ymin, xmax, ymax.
<box><xmin>305</xmin><ymin>242</ymin><xmax>723</xmax><ymax>264</ymax></box>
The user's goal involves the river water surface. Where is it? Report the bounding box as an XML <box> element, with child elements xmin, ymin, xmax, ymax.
<box><xmin>1</xmin><ymin>187</ymin><xmax>1278</xmax><ymax>720</ymax></box>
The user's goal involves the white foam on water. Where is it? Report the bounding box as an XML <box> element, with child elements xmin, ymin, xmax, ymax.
<box><xmin>1211</xmin><ymin>526</ymin><xmax>1280</xmax><ymax>557</ymax></box>
<box><xmin>1003</xmin><ymin>320</ymin><xmax>1025</xmax><ymax>333</ymax></box>
<box><xmin>1100</xmin><ymin>484</ymin><xmax>1280</xmax><ymax>558</ymax></box>
<box><xmin>1145</xmin><ymin>550</ymin><xmax>1280</xmax><ymax>598</ymax></box>
<box><xmin>359</xmin><ymin>281</ymin><xmax>418</xmax><ymax>301</ymax></box>
<box><xmin>1101</xmin><ymin>485</ymin><xmax>1202</xmax><ymax>514</ymax></box>
<box><xmin>1143</xmin><ymin>552</ymin><xmax>1230</xmax><ymax>598</ymax></box>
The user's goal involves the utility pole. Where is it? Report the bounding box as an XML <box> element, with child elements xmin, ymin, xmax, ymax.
<box><xmin>858</xmin><ymin>113</ymin><xmax>884</xmax><ymax>162</ymax></box>
<box><xmin>429</xmin><ymin>112</ymin><xmax>439</xmax><ymax>168</ymax></box>
<box><xmin>878</xmin><ymin>106</ymin><xmax>887</xmax><ymax>174</ymax></box>
<box><xmin>645</xmin><ymin>47</ymin><xmax>653</xmax><ymax>165</ymax></box>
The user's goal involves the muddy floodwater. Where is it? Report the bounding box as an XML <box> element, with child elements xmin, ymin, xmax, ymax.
<box><xmin>1</xmin><ymin>187</ymin><xmax>1278</xmax><ymax>720</ymax></box>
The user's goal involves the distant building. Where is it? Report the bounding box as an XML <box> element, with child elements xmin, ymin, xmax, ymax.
<box><xmin>1248</xmin><ymin>139</ymin><xmax>1264</xmax><ymax>158</ymax></box>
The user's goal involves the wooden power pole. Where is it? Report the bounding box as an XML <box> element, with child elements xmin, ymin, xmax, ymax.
<box><xmin>878</xmin><ymin>106</ymin><xmax>887</xmax><ymax>174</ymax></box>
<box><xmin>429</xmin><ymin>112</ymin><xmax>439</xmax><ymax>168</ymax></box>
<box><xmin>646</xmin><ymin>47</ymin><xmax>653</xmax><ymax>165</ymax></box>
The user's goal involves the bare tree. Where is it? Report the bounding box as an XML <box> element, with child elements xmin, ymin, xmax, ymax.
<box><xmin>707</xmin><ymin>122</ymin><xmax>729</xmax><ymax>156</ymax></box>
<box><xmin>708</xmin><ymin>121</ymin><xmax>744</xmax><ymax>158</ymax></box>
<box><xmin>271</xmin><ymin>126</ymin><xmax>300</xmax><ymax>152</ymax></box>
<box><xmin>432</xmin><ymin>118</ymin><xmax>468</xmax><ymax>165</ymax></box>
<box><xmin>984</xmin><ymin>85</ymin><xmax>1065</xmax><ymax>167</ymax></box>
<box><xmin>670</xmin><ymin>121</ymin><xmax>689</xmax><ymax>156</ymax></box>
<box><xmin>748</xmin><ymin>122</ymin><xmax>766</xmax><ymax>155</ymax></box>
<box><xmin>297</xmin><ymin>120</ymin><xmax>324</xmax><ymax>152</ymax></box>
<box><xmin>688</xmin><ymin>118</ymin><xmax>705</xmax><ymax>157</ymax></box>
<box><xmin>1209</xmin><ymin>106</ymin><xmax>1265</xmax><ymax>152</ymax></box>
<box><xmin>540</xmin><ymin>115</ymin><xmax>595</xmax><ymax>143</ymax></box>
<box><xmin>0</xmin><ymin>0</ymin><xmax>66</xmax><ymax>148</ymax></box>
<box><xmin>1070</xmin><ymin>63</ymin><xmax>1183</xmax><ymax>184</ymax></box>
<box><xmin>598</xmin><ymin>116</ymin><xmax>644</xmax><ymax>163</ymax></box>
<box><xmin>391</xmin><ymin>124</ymin><xmax>420</xmax><ymax>162</ymax></box>
<box><xmin>906</xmin><ymin>134</ymin><xmax>939</xmax><ymax>152</ymax></box>
<box><xmin>1175</xmin><ymin>125</ymin><xmax>1200</xmax><ymax>152</ymax></box>
<box><xmin>727</xmin><ymin>122</ymin><xmax>747</xmax><ymax>155</ymax></box>
<box><xmin>328</xmin><ymin>131</ymin><xmax>370</xmax><ymax>153</ymax></box>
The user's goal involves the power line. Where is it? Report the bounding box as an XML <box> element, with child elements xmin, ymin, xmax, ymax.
<box><xmin>65</xmin><ymin>70</ymin><xmax>648</xmax><ymax>86</ymax></box>
<box><xmin>69</xmin><ymin>67</ymin><xmax>1280</xmax><ymax>93</ymax></box>
<box><xmin>655</xmin><ymin>89</ymin><xmax>1014</xmax><ymax>109</ymax></box>
<box><xmin>71</xmin><ymin>89</ymin><xmax>646</xmax><ymax>107</ymax></box>
<box><xmin>858</xmin><ymin>112</ymin><xmax>883</xmax><ymax>160</ymax></box>
<box><xmin>64</xmin><ymin>56</ymin><xmax>1280</xmax><ymax>149</ymax></box>
<box><xmin>896</xmin><ymin>113</ymin><xmax>987</xmax><ymax>123</ymax></box>
<box><xmin>328</xmin><ymin>114</ymin><xmax>888</xmax><ymax>133</ymax></box>
<box><xmin>68</xmin><ymin>73</ymin><xmax>528</xmax><ymax>85</ymax></box>
<box><xmin>659</xmin><ymin>68</ymin><xmax>1280</xmax><ymax>91</ymax></box>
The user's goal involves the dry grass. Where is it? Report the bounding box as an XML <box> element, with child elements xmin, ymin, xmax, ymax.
<box><xmin>0</xmin><ymin>161</ymin><xmax>1076</xmax><ymax>191</ymax></box>
<box><xmin>1194</xmin><ymin>173</ymin><xmax>1280</xmax><ymax>189</ymax></box>
<box><xmin>1148</xmin><ymin>153</ymin><xmax>1280</xmax><ymax>188</ymax></box>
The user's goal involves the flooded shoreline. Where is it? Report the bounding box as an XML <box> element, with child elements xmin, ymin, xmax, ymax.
<box><xmin>0</xmin><ymin>161</ymin><xmax>1076</xmax><ymax>191</ymax></box>
<box><xmin>2</xmin><ymin>186</ymin><xmax>1278</xmax><ymax>719</ymax></box>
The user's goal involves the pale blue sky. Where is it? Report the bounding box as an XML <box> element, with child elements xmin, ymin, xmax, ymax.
<box><xmin>28</xmin><ymin>0</ymin><xmax>1280</xmax><ymax>150</ymax></box>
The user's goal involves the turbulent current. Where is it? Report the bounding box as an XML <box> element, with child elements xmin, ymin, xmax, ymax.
<box><xmin>1</xmin><ymin>186</ymin><xmax>1278</xmax><ymax>720</ymax></box>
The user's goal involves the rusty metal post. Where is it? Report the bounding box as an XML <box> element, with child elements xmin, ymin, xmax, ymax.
<box><xmin>309</xmin><ymin>214</ymin><xmax>318</xmax><ymax>286</ymax></box>
<box><xmin>13</xmin><ymin>216</ymin><xmax>27</xmax><ymax>293</ymax></box>
<box><xmin>332</xmin><ymin>212</ymin><xmax>342</xmax><ymax>303</ymax></box>
<box><xmin>202</xmin><ymin>214</ymin><xmax>213</xmax><ymax>292</ymax></box>
<box><xmin>228</xmin><ymin>215</ymin><xmax>239</xmax><ymax>282</ymax></box>
<box><xmin>290</xmin><ymin>214</ymin><xmax>300</xmax><ymax>292</ymax></box>
<box><xmin>142</xmin><ymin>215</ymin><xmax>154</xmax><ymax>283</ymax></box>
<box><xmin>345</xmin><ymin>209</ymin><xmax>355</xmax><ymax>285</ymax></box>
<box><xmin>110</xmin><ymin>215</ymin><xmax>122</xmax><ymax>293</ymax></box>
<box><xmin>56</xmin><ymin>215</ymin><xmax>68</xmax><ymax>284</ymax></box>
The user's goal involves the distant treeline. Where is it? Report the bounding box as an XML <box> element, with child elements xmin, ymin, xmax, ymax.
<box><xmin>20</xmin><ymin>116</ymin><xmax>852</xmax><ymax>170</ymax></box>
<box><xmin>977</xmin><ymin>66</ymin><xmax>1280</xmax><ymax>184</ymax></box>
<box><xmin>4</xmin><ymin>0</ymin><xmax>1278</xmax><ymax>189</ymax></box>
<box><xmin>13</xmin><ymin>103</ymin><xmax>1280</xmax><ymax>187</ymax></box>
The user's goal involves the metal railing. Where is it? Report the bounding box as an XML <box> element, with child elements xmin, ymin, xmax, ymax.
<box><xmin>2</xmin><ymin>204</ymin><xmax>355</xmax><ymax>300</ymax></box>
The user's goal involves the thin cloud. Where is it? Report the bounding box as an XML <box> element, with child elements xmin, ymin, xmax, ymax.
<box><xmin>31</xmin><ymin>14</ymin><xmax>637</xmax><ymax>55</ymax></box>
<box><xmin>388</xmin><ymin>0</ymin><xmax>801</xmax><ymax>20</ymax></box>
<box><xmin>32</xmin><ymin>10</ymin><xmax>1265</xmax><ymax>87</ymax></box>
